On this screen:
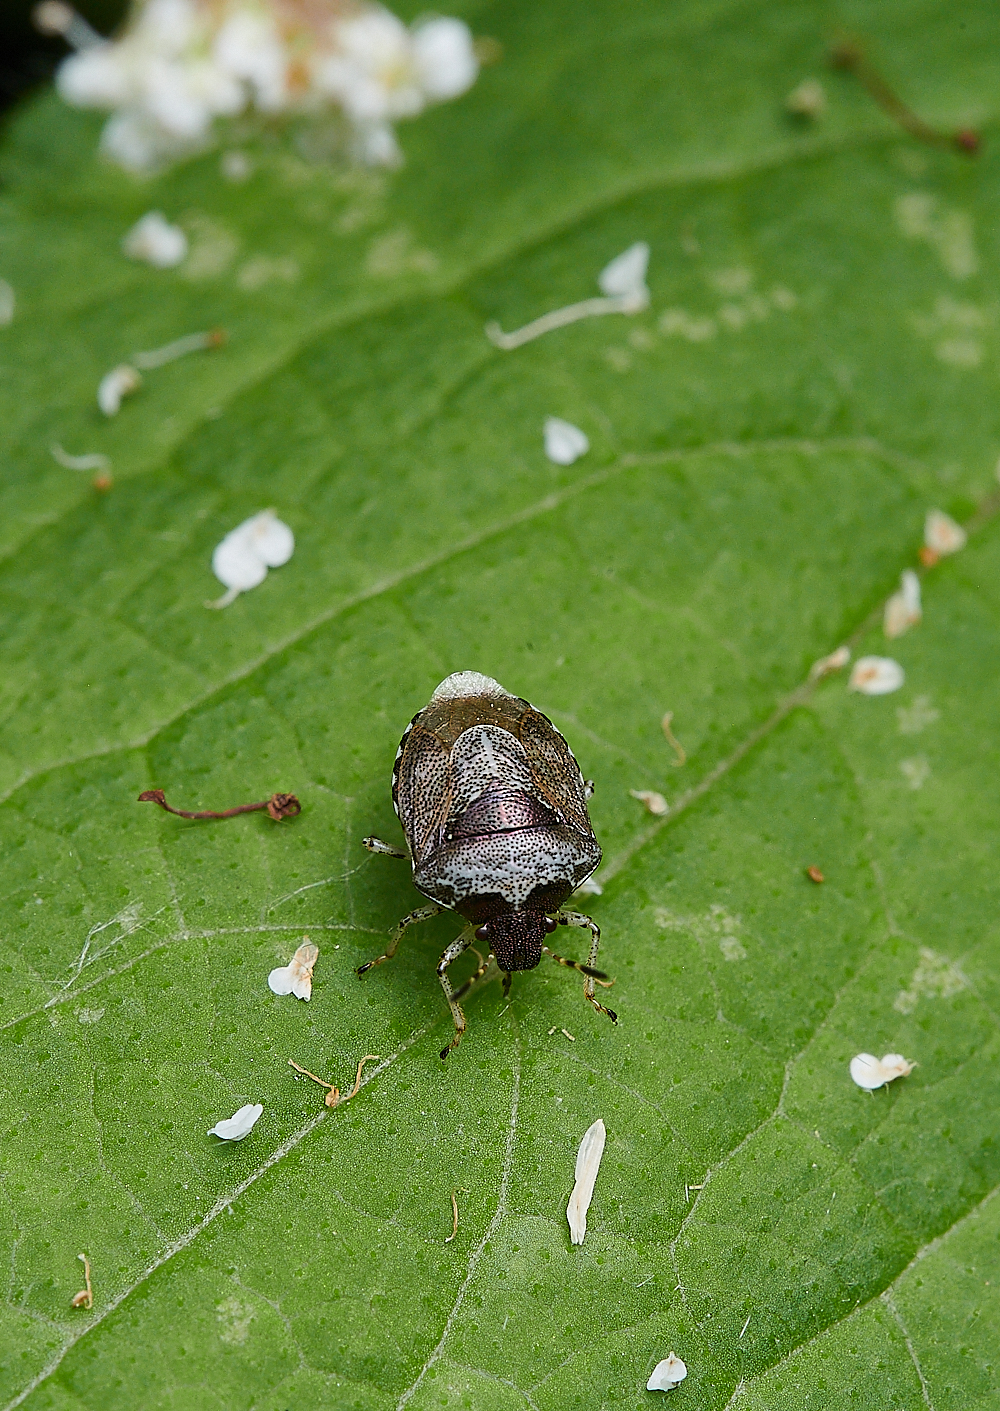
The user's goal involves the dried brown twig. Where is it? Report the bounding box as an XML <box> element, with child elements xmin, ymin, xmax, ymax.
<box><xmin>138</xmin><ymin>789</ymin><xmax>301</xmax><ymax>821</ymax></box>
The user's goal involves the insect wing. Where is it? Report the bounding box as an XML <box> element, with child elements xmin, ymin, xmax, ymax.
<box><xmin>394</xmin><ymin>720</ymin><xmax>453</xmax><ymax>865</ymax></box>
<box><xmin>517</xmin><ymin>708</ymin><xmax>594</xmax><ymax>837</ymax></box>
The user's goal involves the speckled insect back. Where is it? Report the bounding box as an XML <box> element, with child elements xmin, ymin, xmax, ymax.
<box><xmin>360</xmin><ymin>671</ymin><xmax>617</xmax><ymax>1057</ymax></box>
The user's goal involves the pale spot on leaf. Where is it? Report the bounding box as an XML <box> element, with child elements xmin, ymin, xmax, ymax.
<box><xmin>884</xmin><ymin>569</ymin><xmax>921</xmax><ymax>638</ymax></box>
<box><xmin>895</xmin><ymin>194</ymin><xmax>978</xmax><ymax>279</ymax></box>
<box><xmin>899</xmin><ymin>756</ymin><xmax>930</xmax><ymax>790</ymax></box>
<box><xmin>925</xmin><ymin>508</ymin><xmax>966</xmax><ymax>556</ymax></box>
<box><xmin>894</xmin><ymin>946</ymin><xmax>967</xmax><ymax>1014</ymax></box>
<box><xmin>216</xmin><ymin>1295</ymin><xmax>256</xmax><ymax>1345</ymax></box>
<box><xmin>897</xmin><ymin>694</ymin><xmax>939</xmax><ymax>734</ymax></box>
<box><xmin>122</xmin><ymin>211</ymin><xmax>188</xmax><ymax>268</ymax></box>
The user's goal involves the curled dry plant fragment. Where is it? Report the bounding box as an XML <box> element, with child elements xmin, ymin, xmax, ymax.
<box><xmin>122</xmin><ymin>210</ymin><xmax>188</xmax><ymax>267</ymax></box>
<box><xmin>884</xmin><ymin>569</ymin><xmax>922</xmax><ymax>639</ymax></box>
<box><xmin>829</xmin><ymin>40</ymin><xmax>979</xmax><ymax>154</ymax></box>
<box><xmin>209</xmin><ymin>509</ymin><xmax>294</xmax><ymax>608</ymax></box>
<box><xmin>70</xmin><ymin>1253</ymin><xmax>93</xmax><ymax>1309</ymax></box>
<box><xmin>567</xmin><ymin>1117</ymin><xmax>606</xmax><ymax>1245</ymax></box>
<box><xmin>849</xmin><ymin>1052</ymin><xmax>915</xmax><ymax>1090</ymax></box>
<box><xmin>51</xmin><ymin>0</ymin><xmax>479</xmax><ymax>173</ymax></box>
<box><xmin>98</xmin><ymin>363</ymin><xmax>141</xmax><ymax>416</ymax></box>
<box><xmin>543</xmin><ymin>417</ymin><xmax>589</xmax><ymax>465</ymax></box>
<box><xmin>139</xmin><ymin>787</ymin><xmax>301</xmax><ymax>820</ymax></box>
<box><xmin>630</xmin><ymin>789</ymin><xmax>668</xmax><ymax>816</ymax></box>
<box><xmin>661</xmin><ymin>711</ymin><xmax>686</xmax><ymax>766</ymax></box>
<box><xmin>268</xmin><ymin>939</ymin><xmax>318</xmax><ymax>999</ymax></box>
<box><xmin>208</xmin><ymin>1102</ymin><xmax>263</xmax><ymax>1140</ymax></box>
<box><xmin>848</xmin><ymin>656</ymin><xmax>905</xmax><ymax>695</ymax></box>
<box><xmin>486</xmin><ymin>243</ymin><xmax>650</xmax><ymax>349</ymax></box>
<box><xmin>51</xmin><ymin>445</ymin><xmax>111</xmax><ymax>474</ymax></box>
<box><xmin>809</xmin><ymin>644</ymin><xmax>850</xmax><ymax>680</ymax></box>
<box><xmin>288</xmin><ymin>1054</ymin><xmax>380</xmax><ymax>1107</ymax></box>
<box><xmin>133</xmin><ymin>328</ymin><xmax>225</xmax><ymax>369</ymax></box>
<box><xmin>647</xmin><ymin>1353</ymin><xmax>687</xmax><ymax>1392</ymax></box>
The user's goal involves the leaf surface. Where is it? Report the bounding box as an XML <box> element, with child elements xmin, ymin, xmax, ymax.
<box><xmin>1</xmin><ymin>2</ymin><xmax>999</xmax><ymax>1407</ymax></box>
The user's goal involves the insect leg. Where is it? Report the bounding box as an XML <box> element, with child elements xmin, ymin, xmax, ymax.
<box><xmin>356</xmin><ymin>903</ymin><xmax>441</xmax><ymax>976</ymax></box>
<box><xmin>552</xmin><ymin>910</ymin><xmax>618</xmax><ymax>1023</ymax></box>
<box><xmin>437</xmin><ymin>929</ymin><xmax>476</xmax><ymax>1060</ymax></box>
<box><xmin>362</xmin><ymin>835</ymin><xmax>409</xmax><ymax>859</ymax></box>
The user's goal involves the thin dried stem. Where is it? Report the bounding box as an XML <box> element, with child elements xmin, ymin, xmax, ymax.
<box><xmin>138</xmin><ymin>789</ymin><xmax>300</xmax><ymax>821</ymax></box>
<box><xmin>70</xmin><ymin>1253</ymin><xmax>93</xmax><ymax>1309</ymax></box>
<box><xmin>830</xmin><ymin>40</ymin><xmax>979</xmax><ymax>153</ymax></box>
<box><xmin>661</xmin><ymin>711</ymin><xmax>687</xmax><ymax>767</ymax></box>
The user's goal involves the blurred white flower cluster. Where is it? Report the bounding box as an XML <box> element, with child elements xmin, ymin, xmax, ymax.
<box><xmin>53</xmin><ymin>0</ymin><xmax>479</xmax><ymax>172</ymax></box>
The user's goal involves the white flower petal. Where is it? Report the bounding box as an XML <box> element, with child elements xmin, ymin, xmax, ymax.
<box><xmin>268</xmin><ymin>941</ymin><xmax>317</xmax><ymax>1001</ymax></box>
<box><xmin>850</xmin><ymin>1052</ymin><xmax>915</xmax><ymax>1090</ymax></box>
<box><xmin>122</xmin><ymin>211</ymin><xmax>188</xmax><ymax>268</ymax></box>
<box><xmin>848</xmin><ymin>656</ymin><xmax>905</xmax><ymax>695</ymax></box>
<box><xmin>211</xmin><ymin>510</ymin><xmax>294</xmax><ymax>594</ymax></box>
<box><xmin>208</xmin><ymin>1102</ymin><xmax>263</xmax><ymax>1140</ymax></box>
<box><xmin>925</xmin><ymin>508</ymin><xmax>967</xmax><ymax>556</ymax></box>
<box><xmin>647</xmin><ymin>1353</ymin><xmax>688</xmax><ymax>1392</ymax></box>
<box><xmin>543</xmin><ymin>417</ymin><xmax>589</xmax><ymax>465</ymax></box>
<box><xmin>598</xmin><ymin>242</ymin><xmax>650</xmax><ymax>307</ymax></box>
<box><xmin>411</xmin><ymin>18</ymin><xmax>478</xmax><ymax>101</ymax></box>
<box><xmin>267</xmin><ymin>965</ymin><xmax>295</xmax><ymax>996</ymax></box>
<box><xmin>566</xmin><ymin>1117</ymin><xmax>606</xmax><ymax>1245</ymax></box>
<box><xmin>630</xmin><ymin>789</ymin><xmax>668</xmax><ymax>815</ymax></box>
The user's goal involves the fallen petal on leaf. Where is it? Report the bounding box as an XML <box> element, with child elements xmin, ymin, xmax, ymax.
<box><xmin>208</xmin><ymin>1103</ymin><xmax>263</xmax><ymax>1140</ymax></box>
<box><xmin>647</xmin><ymin>1353</ymin><xmax>687</xmax><ymax>1391</ymax></box>
<box><xmin>567</xmin><ymin>1117</ymin><xmax>606</xmax><ymax>1245</ymax></box>
<box><xmin>925</xmin><ymin>508</ymin><xmax>966</xmax><ymax>556</ymax></box>
<box><xmin>848</xmin><ymin>656</ymin><xmax>904</xmax><ymax>695</ymax></box>
<box><xmin>543</xmin><ymin>417</ymin><xmax>589</xmax><ymax>465</ymax></box>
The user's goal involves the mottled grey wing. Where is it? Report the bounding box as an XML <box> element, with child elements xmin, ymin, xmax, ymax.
<box><xmin>517</xmin><ymin>708</ymin><xmax>594</xmax><ymax>837</ymax></box>
<box><xmin>393</xmin><ymin>722</ymin><xmax>453</xmax><ymax>865</ymax></box>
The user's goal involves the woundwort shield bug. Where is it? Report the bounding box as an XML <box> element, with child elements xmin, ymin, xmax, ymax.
<box><xmin>359</xmin><ymin>671</ymin><xmax>617</xmax><ymax>1057</ymax></box>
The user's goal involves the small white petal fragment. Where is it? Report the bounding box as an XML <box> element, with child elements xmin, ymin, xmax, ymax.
<box><xmin>567</xmin><ymin>1117</ymin><xmax>606</xmax><ymax>1245</ymax></box>
<box><xmin>849</xmin><ymin>1053</ymin><xmax>915</xmax><ymax>1090</ymax></box>
<box><xmin>647</xmin><ymin>1353</ymin><xmax>688</xmax><ymax>1392</ymax></box>
<box><xmin>97</xmin><ymin>363</ymin><xmax>141</xmax><ymax>416</ymax></box>
<box><xmin>848</xmin><ymin>656</ymin><xmax>905</xmax><ymax>696</ymax></box>
<box><xmin>209</xmin><ymin>509</ymin><xmax>294</xmax><ymax>607</ymax></box>
<box><xmin>122</xmin><ymin>211</ymin><xmax>188</xmax><ymax>268</ymax></box>
<box><xmin>208</xmin><ymin>1102</ymin><xmax>263</xmax><ymax>1141</ymax></box>
<box><xmin>884</xmin><ymin>570</ymin><xmax>922</xmax><ymax>639</ymax></box>
<box><xmin>630</xmin><ymin>789</ymin><xmax>668</xmax><ymax>816</ymax></box>
<box><xmin>925</xmin><ymin>508</ymin><xmax>967</xmax><ymax>556</ymax></box>
<box><xmin>809</xmin><ymin>644</ymin><xmax>850</xmax><ymax>679</ymax></box>
<box><xmin>268</xmin><ymin>940</ymin><xmax>318</xmax><ymax>1000</ymax></box>
<box><xmin>786</xmin><ymin>78</ymin><xmax>826</xmax><ymax>118</ymax></box>
<box><xmin>597</xmin><ymin>242</ymin><xmax>650</xmax><ymax>310</ymax></box>
<box><xmin>543</xmin><ymin>417</ymin><xmax>589</xmax><ymax>465</ymax></box>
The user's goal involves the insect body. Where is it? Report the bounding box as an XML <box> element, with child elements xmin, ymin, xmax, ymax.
<box><xmin>360</xmin><ymin>671</ymin><xmax>617</xmax><ymax>1057</ymax></box>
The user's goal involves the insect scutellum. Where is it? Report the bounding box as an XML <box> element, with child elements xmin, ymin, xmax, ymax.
<box><xmin>359</xmin><ymin>671</ymin><xmax>616</xmax><ymax>1056</ymax></box>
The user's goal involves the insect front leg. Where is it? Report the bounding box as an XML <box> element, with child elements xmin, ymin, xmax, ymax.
<box><xmin>437</xmin><ymin>929</ymin><xmax>477</xmax><ymax>1060</ymax></box>
<box><xmin>362</xmin><ymin>835</ymin><xmax>409</xmax><ymax>859</ymax></box>
<box><xmin>551</xmin><ymin>910</ymin><xmax>617</xmax><ymax>1023</ymax></box>
<box><xmin>356</xmin><ymin>903</ymin><xmax>441</xmax><ymax>976</ymax></box>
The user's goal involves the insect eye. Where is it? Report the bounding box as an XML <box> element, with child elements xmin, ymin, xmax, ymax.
<box><xmin>475</xmin><ymin>924</ymin><xmax>490</xmax><ymax>942</ymax></box>
<box><xmin>544</xmin><ymin>915</ymin><xmax>558</xmax><ymax>933</ymax></box>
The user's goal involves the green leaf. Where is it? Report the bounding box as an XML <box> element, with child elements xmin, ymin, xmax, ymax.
<box><xmin>1</xmin><ymin>2</ymin><xmax>999</xmax><ymax>1407</ymax></box>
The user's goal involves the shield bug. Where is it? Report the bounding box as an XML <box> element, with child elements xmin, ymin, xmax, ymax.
<box><xmin>359</xmin><ymin>671</ymin><xmax>616</xmax><ymax>1057</ymax></box>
